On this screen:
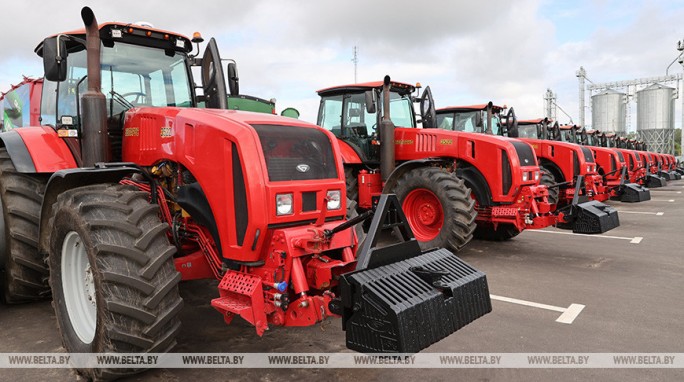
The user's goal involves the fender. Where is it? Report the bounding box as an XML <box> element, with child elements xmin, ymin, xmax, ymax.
<box><xmin>539</xmin><ymin>158</ymin><xmax>566</xmax><ymax>184</ymax></box>
<box><xmin>0</xmin><ymin>127</ymin><xmax>77</xmax><ymax>173</ymax></box>
<box><xmin>38</xmin><ymin>166</ymin><xmax>140</xmax><ymax>255</ymax></box>
<box><xmin>337</xmin><ymin>139</ymin><xmax>364</xmax><ymax>164</ymax></box>
<box><xmin>455</xmin><ymin>163</ymin><xmax>493</xmax><ymax>207</ymax></box>
<box><xmin>382</xmin><ymin>158</ymin><xmax>444</xmax><ymax>194</ymax></box>
<box><xmin>382</xmin><ymin>158</ymin><xmax>492</xmax><ymax>207</ymax></box>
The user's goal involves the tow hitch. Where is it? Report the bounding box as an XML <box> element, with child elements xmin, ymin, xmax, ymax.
<box><xmin>330</xmin><ymin>195</ymin><xmax>492</xmax><ymax>353</ymax></box>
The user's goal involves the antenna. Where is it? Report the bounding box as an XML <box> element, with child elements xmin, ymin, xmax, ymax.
<box><xmin>352</xmin><ymin>46</ymin><xmax>359</xmax><ymax>83</ymax></box>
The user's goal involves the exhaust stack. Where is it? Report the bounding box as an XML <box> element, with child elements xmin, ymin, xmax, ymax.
<box><xmin>80</xmin><ymin>6</ymin><xmax>110</xmax><ymax>167</ymax></box>
<box><xmin>380</xmin><ymin>75</ymin><xmax>395</xmax><ymax>181</ymax></box>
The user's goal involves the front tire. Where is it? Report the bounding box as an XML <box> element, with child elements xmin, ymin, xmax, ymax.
<box><xmin>393</xmin><ymin>167</ymin><xmax>476</xmax><ymax>252</ymax></box>
<box><xmin>0</xmin><ymin>148</ymin><xmax>49</xmax><ymax>303</ymax></box>
<box><xmin>48</xmin><ymin>184</ymin><xmax>182</xmax><ymax>380</ymax></box>
<box><xmin>540</xmin><ymin>167</ymin><xmax>559</xmax><ymax>206</ymax></box>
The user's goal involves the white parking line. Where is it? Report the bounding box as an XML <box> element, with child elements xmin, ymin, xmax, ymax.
<box><xmin>528</xmin><ymin>230</ymin><xmax>642</xmax><ymax>244</ymax></box>
<box><xmin>490</xmin><ymin>294</ymin><xmax>585</xmax><ymax>324</ymax></box>
<box><xmin>615</xmin><ymin>211</ymin><xmax>664</xmax><ymax>216</ymax></box>
<box><xmin>648</xmin><ymin>199</ymin><xmax>675</xmax><ymax>202</ymax></box>
<box><xmin>650</xmin><ymin>190</ymin><xmax>682</xmax><ymax>193</ymax></box>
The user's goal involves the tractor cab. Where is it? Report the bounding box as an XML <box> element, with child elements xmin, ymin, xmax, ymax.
<box><xmin>317</xmin><ymin>80</ymin><xmax>418</xmax><ymax>163</ymax></box>
<box><xmin>516</xmin><ymin>118</ymin><xmax>550</xmax><ymax>139</ymax></box>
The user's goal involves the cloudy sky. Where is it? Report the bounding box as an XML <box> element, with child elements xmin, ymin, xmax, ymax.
<box><xmin>2</xmin><ymin>0</ymin><xmax>684</xmax><ymax>130</ymax></box>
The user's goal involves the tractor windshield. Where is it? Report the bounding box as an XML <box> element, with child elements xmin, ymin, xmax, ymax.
<box><xmin>517</xmin><ymin>124</ymin><xmax>539</xmax><ymax>139</ymax></box>
<box><xmin>318</xmin><ymin>90</ymin><xmax>414</xmax><ymax>137</ymax></box>
<box><xmin>41</xmin><ymin>42</ymin><xmax>192</xmax><ymax>126</ymax></box>
<box><xmin>559</xmin><ymin>129</ymin><xmax>575</xmax><ymax>143</ymax></box>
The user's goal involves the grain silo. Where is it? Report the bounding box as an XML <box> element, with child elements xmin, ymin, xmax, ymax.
<box><xmin>591</xmin><ymin>89</ymin><xmax>627</xmax><ymax>133</ymax></box>
<box><xmin>636</xmin><ymin>83</ymin><xmax>675</xmax><ymax>154</ymax></box>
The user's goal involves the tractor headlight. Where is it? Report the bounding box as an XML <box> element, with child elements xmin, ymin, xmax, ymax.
<box><xmin>276</xmin><ymin>193</ymin><xmax>294</xmax><ymax>215</ymax></box>
<box><xmin>586</xmin><ymin>164</ymin><xmax>592</xmax><ymax>173</ymax></box>
<box><xmin>534</xmin><ymin>171</ymin><xmax>540</xmax><ymax>181</ymax></box>
<box><xmin>522</xmin><ymin>172</ymin><xmax>529</xmax><ymax>182</ymax></box>
<box><xmin>326</xmin><ymin>190</ymin><xmax>341</xmax><ymax>210</ymax></box>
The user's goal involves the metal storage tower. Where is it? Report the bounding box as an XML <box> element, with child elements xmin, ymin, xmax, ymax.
<box><xmin>636</xmin><ymin>83</ymin><xmax>676</xmax><ymax>154</ymax></box>
<box><xmin>591</xmin><ymin>89</ymin><xmax>627</xmax><ymax>133</ymax></box>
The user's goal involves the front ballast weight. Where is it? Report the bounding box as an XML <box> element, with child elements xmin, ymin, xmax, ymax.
<box><xmin>557</xmin><ymin>175</ymin><xmax>620</xmax><ymax>234</ymax></box>
<box><xmin>333</xmin><ymin>194</ymin><xmax>492</xmax><ymax>353</ymax></box>
<box><xmin>646</xmin><ymin>173</ymin><xmax>667</xmax><ymax>188</ymax></box>
<box><xmin>610</xmin><ymin>167</ymin><xmax>651</xmax><ymax>203</ymax></box>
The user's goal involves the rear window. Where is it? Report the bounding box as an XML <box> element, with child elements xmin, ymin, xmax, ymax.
<box><xmin>252</xmin><ymin>124</ymin><xmax>338</xmax><ymax>182</ymax></box>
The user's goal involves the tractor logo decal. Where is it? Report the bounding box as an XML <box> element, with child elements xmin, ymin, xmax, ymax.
<box><xmin>296</xmin><ymin>164</ymin><xmax>310</xmax><ymax>173</ymax></box>
<box><xmin>160</xmin><ymin>127</ymin><xmax>173</xmax><ymax>137</ymax></box>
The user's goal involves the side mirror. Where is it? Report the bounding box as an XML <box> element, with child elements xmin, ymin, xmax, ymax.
<box><xmin>43</xmin><ymin>37</ymin><xmax>67</xmax><ymax>82</ymax></box>
<box><xmin>365</xmin><ymin>90</ymin><xmax>376</xmax><ymax>114</ymax></box>
<box><xmin>420</xmin><ymin>86</ymin><xmax>437</xmax><ymax>128</ymax></box>
<box><xmin>280</xmin><ymin>107</ymin><xmax>300</xmax><ymax>119</ymax></box>
<box><xmin>227</xmin><ymin>62</ymin><xmax>239</xmax><ymax>96</ymax></box>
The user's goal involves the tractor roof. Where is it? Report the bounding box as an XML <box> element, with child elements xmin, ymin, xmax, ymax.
<box><xmin>558</xmin><ymin>124</ymin><xmax>578</xmax><ymax>130</ymax></box>
<box><xmin>518</xmin><ymin>118</ymin><xmax>547</xmax><ymax>125</ymax></box>
<box><xmin>317</xmin><ymin>80</ymin><xmax>415</xmax><ymax>96</ymax></box>
<box><xmin>35</xmin><ymin>22</ymin><xmax>193</xmax><ymax>57</ymax></box>
<box><xmin>437</xmin><ymin>104</ymin><xmax>504</xmax><ymax>113</ymax></box>
<box><xmin>1</xmin><ymin>76</ymin><xmax>42</xmax><ymax>100</ymax></box>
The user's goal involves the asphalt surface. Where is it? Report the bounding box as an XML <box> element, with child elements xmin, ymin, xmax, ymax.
<box><xmin>1</xmin><ymin>180</ymin><xmax>683</xmax><ymax>382</ymax></box>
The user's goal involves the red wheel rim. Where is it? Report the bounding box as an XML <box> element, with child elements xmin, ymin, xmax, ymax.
<box><xmin>402</xmin><ymin>188</ymin><xmax>444</xmax><ymax>242</ymax></box>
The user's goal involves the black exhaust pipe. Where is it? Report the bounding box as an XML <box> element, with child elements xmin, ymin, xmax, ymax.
<box><xmin>380</xmin><ymin>75</ymin><xmax>395</xmax><ymax>181</ymax></box>
<box><xmin>80</xmin><ymin>7</ymin><xmax>110</xmax><ymax>167</ymax></box>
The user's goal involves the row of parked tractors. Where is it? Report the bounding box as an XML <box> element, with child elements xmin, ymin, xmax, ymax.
<box><xmin>0</xmin><ymin>7</ymin><xmax>682</xmax><ymax>381</ymax></box>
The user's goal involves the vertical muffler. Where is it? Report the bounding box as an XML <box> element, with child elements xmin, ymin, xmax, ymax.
<box><xmin>379</xmin><ymin>75</ymin><xmax>395</xmax><ymax>182</ymax></box>
<box><xmin>335</xmin><ymin>195</ymin><xmax>491</xmax><ymax>353</ymax></box>
<box><xmin>80</xmin><ymin>7</ymin><xmax>110</xmax><ymax>167</ymax></box>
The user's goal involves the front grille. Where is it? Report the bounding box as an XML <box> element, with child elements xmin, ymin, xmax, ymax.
<box><xmin>511</xmin><ymin>141</ymin><xmax>536</xmax><ymax>167</ymax></box>
<box><xmin>252</xmin><ymin>124</ymin><xmax>338</xmax><ymax>182</ymax></box>
<box><xmin>302</xmin><ymin>191</ymin><xmax>317</xmax><ymax>212</ymax></box>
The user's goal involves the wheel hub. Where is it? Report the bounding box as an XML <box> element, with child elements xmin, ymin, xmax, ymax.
<box><xmin>61</xmin><ymin>231</ymin><xmax>97</xmax><ymax>344</ymax></box>
<box><xmin>403</xmin><ymin>188</ymin><xmax>444</xmax><ymax>241</ymax></box>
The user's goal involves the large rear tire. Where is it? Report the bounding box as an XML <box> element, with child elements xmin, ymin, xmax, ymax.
<box><xmin>394</xmin><ymin>167</ymin><xmax>476</xmax><ymax>252</ymax></box>
<box><xmin>344</xmin><ymin>167</ymin><xmax>358</xmax><ymax>203</ymax></box>
<box><xmin>48</xmin><ymin>184</ymin><xmax>183</xmax><ymax>381</ymax></box>
<box><xmin>0</xmin><ymin>148</ymin><xmax>49</xmax><ymax>304</ymax></box>
<box><xmin>540</xmin><ymin>167</ymin><xmax>559</xmax><ymax>206</ymax></box>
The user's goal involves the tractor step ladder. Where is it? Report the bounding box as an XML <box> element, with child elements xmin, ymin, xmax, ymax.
<box><xmin>211</xmin><ymin>271</ymin><xmax>268</xmax><ymax>335</ymax></box>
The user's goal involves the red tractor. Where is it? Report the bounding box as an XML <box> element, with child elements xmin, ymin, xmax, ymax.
<box><xmin>599</xmin><ymin>132</ymin><xmax>649</xmax><ymax>186</ymax></box>
<box><xmin>316</xmin><ymin>79</ymin><xmax>613</xmax><ymax>245</ymax></box>
<box><xmin>435</xmin><ymin>105</ymin><xmax>619</xmax><ymax>233</ymax></box>
<box><xmin>575</xmin><ymin>127</ymin><xmax>650</xmax><ymax>202</ymax></box>
<box><xmin>0</xmin><ymin>77</ymin><xmax>43</xmax><ymax>131</ymax></box>
<box><xmin>0</xmin><ymin>7</ymin><xmax>492</xmax><ymax>380</ymax></box>
<box><xmin>617</xmin><ymin>137</ymin><xmax>668</xmax><ymax>187</ymax></box>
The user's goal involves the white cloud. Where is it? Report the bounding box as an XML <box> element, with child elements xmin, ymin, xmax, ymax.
<box><xmin>2</xmin><ymin>0</ymin><xmax>684</xmax><ymax>131</ymax></box>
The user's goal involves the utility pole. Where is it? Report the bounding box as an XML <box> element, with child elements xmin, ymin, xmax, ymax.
<box><xmin>352</xmin><ymin>46</ymin><xmax>359</xmax><ymax>83</ymax></box>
